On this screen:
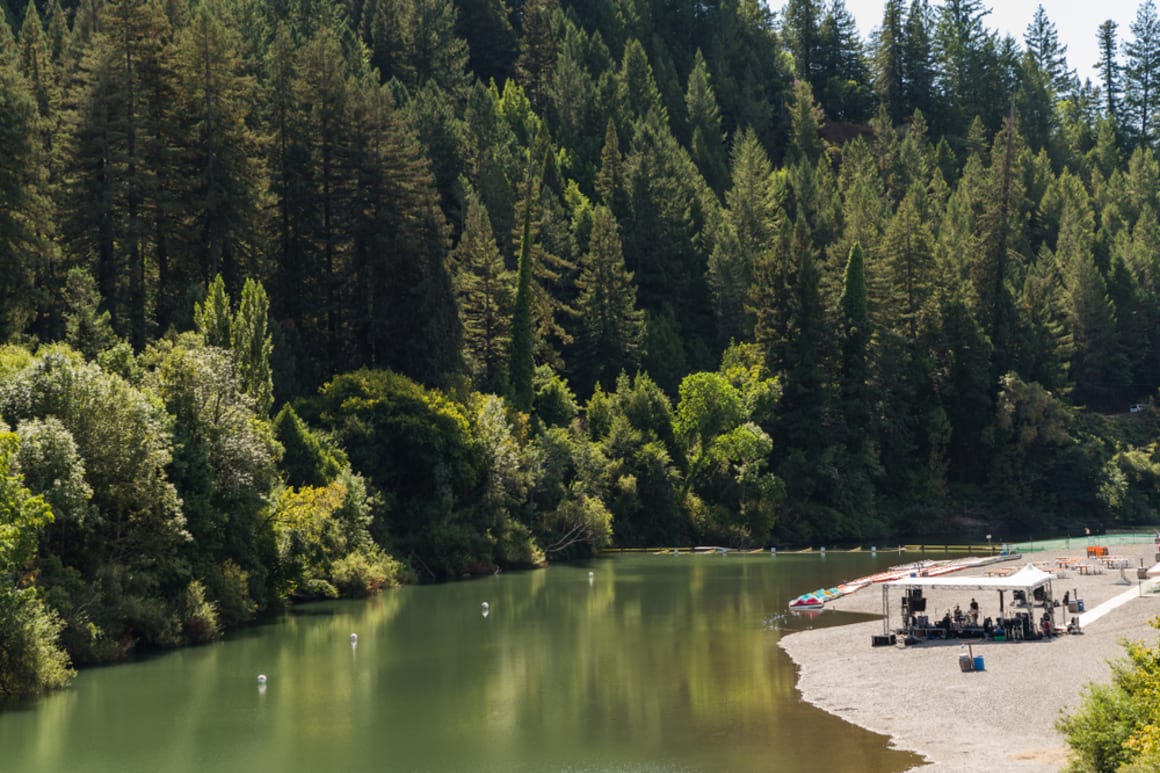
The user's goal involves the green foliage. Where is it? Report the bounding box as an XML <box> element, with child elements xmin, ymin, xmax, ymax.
<box><xmin>532</xmin><ymin>365</ymin><xmax>578</xmax><ymax>428</ymax></box>
<box><xmin>273</xmin><ymin>404</ymin><xmax>343</xmax><ymax>489</ymax></box>
<box><xmin>272</xmin><ymin>479</ymin><xmax>363</xmax><ymax>599</ymax></box>
<box><xmin>310</xmin><ymin>369</ymin><xmax>486</xmax><ymax>578</ymax></box>
<box><xmin>0</xmin><ymin>427</ymin><xmax>73</xmax><ymax>700</ymax></box>
<box><xmin>232</xmin><ymin>279</ymin><xmax>275</xmax><ymax>415</ymax></box>
<box><xmin>0</xmin><ymin>585</ymin><xmax>73</xmax><ymax>701</ymax></box>
<box><xmin>195</xmin><ymin>275</ymin><xmax>233</xmax><ymax>349</ymax></box>
<box><xmin>142</xmin><ymin>334</ymin><xmax>280</xmax><ymax>607</ymax></box>
<box><xmin>1059</xmin><ymin>618</ymin><xmax>1160</xmax><ymax>772</ymax></box>
<box><xmin>180</xmin><ymin>580</ymin><xmax>221</xmax><ymax>644</ymax></box>
<box><xmin>0</xmin><ymin>33</ymin><xmax>42</xmax><ymax>341</ymax></box>
<box><xmin>570</xmin><ymin>205</ymin><xmax>644</xmax><ymax>395</ymax></box>
<box><xmin>62</xmin><ymin>269</ymin><xmax>119</xmax><ymax>360</ymax></box>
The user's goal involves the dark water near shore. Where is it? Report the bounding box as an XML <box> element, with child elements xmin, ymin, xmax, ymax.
<box><xmin>0</xmin><ymin>552</ymin><xmax>927</xmax><ymax>772</ymax></box>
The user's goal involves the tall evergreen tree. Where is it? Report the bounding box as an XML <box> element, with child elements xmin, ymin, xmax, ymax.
<box><xmin>1097</xmin><ymin>20</ymin><xmax>1123</xmax><ymax>124</ymax></box>
<box><xmin>880</xmin><ymin>184</ymin><xmax>936</xmax><ymax>342</ymax></box>
<box><xmin>514</xmin><ymin>0</ymin><xmax>558</xmax><ymax>113</ymax></box>
<box><xmin>781</xmin><ymin>0</ymin><xmax>824</xmax><ymax>90</ymax></box>
<box><xmin>817</xmin><ymin>0</ymin><xmax>871</xmax><ymax>122</ymax></box>
<box><xmin>901</xmin><ymin>0</ymin><xmax>936</xmax><ymax>124</ymax></box>
<box><xmin>1064</xmin><ymin>248</ymin><xmax>1129</xmax><ymax>407</ymax></box>
<box><xmin>0</xmin><ymin>17</ymin><xmax>42</xmax><ymax>339</ymax></box>
<box><xmin>1125</xmin><ymin>0</ymin><xmax>1160</xmax><ymax>146</ymax></box>
<box><xmin>451</xmin><ymin>188</ymin><xmax>513</xmax><ymax>393</ymax></box>
<box><xmin>169</xmin><ymin>3</ymin><xmax>266</xmax><ymax>312</ymax></box>
<box><xmin>63</xmin><ymin>0</ymin><xmax>179</xmax><ymax>350</ymax></box>
<box><xmin>571</xmin><ymin>205</ymin><xmax>644</xmax><ymax>395</ymax></box>
<box><xmin>709</xmin><ymin>127</ymin><xmax>778</xmax><ymax>347</ymax></box>
<box><xmin>685</xmin><ymin>49</ymin><xmax>728</xmax><ymax>194</ymax></box>
<box><xmin>872</xmin><ymin>0</ymin><xmax>906</xmax><ymax>124</ymax></box>
<box><xmin>1023</xmin><ymin>4</ymin><xmax>1074</xmax><ymax>98</ymax></box>
<box><xmin>837</xmin><ymin>241</ymin><xmax>869</xmax><ymax>443</ymax></box>
<box><xmin>455</xmin><ymin>0</ymin><xmax>517</xmax><ymax>84</ymax></box>
<box><xmin>508</xmin><ymin>141</ymin><xmax>546</xmax><ymax>411</ymax></box>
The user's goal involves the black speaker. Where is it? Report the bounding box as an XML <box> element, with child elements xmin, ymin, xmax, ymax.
<box><xmin>911</xmin><ymin>598</ymin><xmax>926</xmax><ymax>612</ymax></box>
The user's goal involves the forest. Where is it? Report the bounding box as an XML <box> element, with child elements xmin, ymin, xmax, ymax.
<box><xmin>5</xmin><ymin>0</ymin><xmax>1160</xmax><ymax>698</ymax></box>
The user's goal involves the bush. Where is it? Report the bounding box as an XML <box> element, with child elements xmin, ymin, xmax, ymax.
<box><xmin>206</xmin><ymin>560</ymin><xmax>259</xmax><ymax>627</ymax></box>
<box><xmin>181</xmin><ymin>580</ymin><xmax>221</xmax><ymax>644</ymax></box>
<box><xmin>0</xmin><ymin>586</ymin><xmax>74</xmax><ymax>702</ymax></box>
<box><xmin>331</xmin><ymin>545</ymin><xmax>403</xmax><ymax>597</ymax></box>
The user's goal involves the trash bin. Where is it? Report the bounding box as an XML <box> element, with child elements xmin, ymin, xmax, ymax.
<box><xmin>973</xmin><ymin>656</ymin><xmax>984</xmax><ymax>671</ymax></box>
<box><xmin>1068</xmin><ymin>601</ymin><xmax>1079</xmax><ymax>614</ymax></box>
<box><xmin>959</xmin><ymin>652</ymin><xmax>974</xmax><ymax>672</ymax></box>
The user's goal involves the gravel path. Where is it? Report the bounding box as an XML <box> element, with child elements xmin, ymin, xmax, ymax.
<box><xmin>779</xmin><ymin>541</ymin><xmax>1160</xmax><ymax>772</ymax></box>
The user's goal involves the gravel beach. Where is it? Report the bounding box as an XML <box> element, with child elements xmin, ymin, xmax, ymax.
<box><xmin>779</xmin><ymin>540</ymin><xmax>1160</xmax><ymax>772</ymax></box>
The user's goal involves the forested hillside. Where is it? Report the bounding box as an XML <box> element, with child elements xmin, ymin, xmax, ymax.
<box><xmin>5</xmin><ymin>0</ymin><xmax>1160</xmax><ymax>698</ymax></box>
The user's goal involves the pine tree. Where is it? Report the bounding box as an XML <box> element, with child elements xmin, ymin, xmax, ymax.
<box><xmin>685</xmin><ymin>49</ymin><xmax>728</xmax><ymax>193</ymax></box>
<box><xmin>16</xmin><ymin>1</ymin><xmax>65</xmax><ymax>340</ymax></box>
<box><xmin>169</xmin><ymin>3</ymin><xmax>266</xmax><ymax>308</ymax></box>
<box><xmin>595</xmin><ymin>118</ymin><xmax>625</xmax><ymax>213</ymax></box>
<box><xmin>63</xmin><ymin>0</ymin><xmax>176</xmax><ymax>349</ymax></box>
<box><xmin>508</xmin><ymin>141</ymin><xmax>545</xmax><ymax>411</ymax></box>
<box><xmin>837</xmin><ymin>242</ymin><xmax>869</xmax><ymax>443</ymax></box>
<box><xmin>817</xmin><ymin>0</ymin><xmax>872</xmax><ymax>122</ymax></box>
<box><xmin>1064</xmin><ymin>249</ymin><xmax>1129</xmax><ymax>407</ymax></box>
<box><xmin>0</xmin><ymin>18</ymin><xmax>41</xmax><ymax>339</ymax></box>
<box><xmin>1125</xmin><ymin>0</ymin><xmax>1160</xmax><ymax>146</ymax></box>
<box><xmin>368</xmin><ymin>0</ymin><xmax>470</xmax><ymax>93</ymax></box>
<box><xmin>782</xmin><ymin>0</ymin><xmax>824</xmax><ymax>90</ymax></box>
<box><xmin>455</xmin><ymin>0</ymin><xmax>517</xmax><ymax>84</ymax></box>
<box><xmin>1023</xmin><ymin>4</ymin><xmax>1074</xmax><ymax>98</ymax></box>
<box><xmin>785</xmin><ymin>77</ymin><xmax>824</xmax><ymax>168</ymax></box>
<box><xmin>770</xmin><ymin>217</ymin><xmax>828</xmax><ymax>504</ymax></box>
<box><xmin>515</xmin><ymin>0</ymin><xmax>558</xmax><ymax>113</ymax></box>
<box><xmin>973</xmin><ymin>117</ymin><xmax>1030</xmax><ymax>378</ymax></box>
<box><xmin>451</xmin><ymin>189</ymin><xmax>513</xmax><ymax>393</ymax></box>
<box><xmin>709</xmin><ymin>127</ymin><xmax>777</xmax><ymax>347</ymax></box>
<box><xmin>902</xmin><ymin>0</ymin><xmax>936</xmax><ymax>123</ymax></box>
<box><xmin>616</xmin><ymin>38</ymin><xmax>665</xmax><ymax>125</ymax></box>
<box><xmin>571</xmin><ymin>205</ymin><xmax>644</xmax><ymax>395</ymax></box>
<box><xmin>1097</xmin><ymin>20</ymin><xmax>1123</xmax><ymax>124</ymax></box>
<box><xmin>62</xmin><ymin>267</ymin><xmax>119</xmax><ymax>358</ymax></box>
<box><xmin>872</xmin><ymin>0</ymin><xmax>906</xmax><ymax>124</ymax></box>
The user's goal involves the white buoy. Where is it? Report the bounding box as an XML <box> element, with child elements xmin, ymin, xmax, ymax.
<box><xmin>257</xmin><ymin>674</ymin><xmax>267</xmax><ymax>685</ymax></box>
<box><xmin>350</xmin><ymin>633</ymin><xmax>358</xmax><ymax>643</ymax></box>
<box><xmin>481</xmin><ymin>601</ymin><xmax>489</xmax><ymax>611</ymax></box>
<box><xmin>588</xmin><ymin>571</ymin><xmax>594</xmax><ymax>578</ymax></box>
<box><xmin>770</xmin><ymin>547</ymin><xmax>777</xmax><ymax>556</ymax></box>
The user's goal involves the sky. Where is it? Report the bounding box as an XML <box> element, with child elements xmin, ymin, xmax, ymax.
<box><xmin>836</xmin><ymin>0</ymin><xmax>1143</xmax><ymax>85</ymax></box>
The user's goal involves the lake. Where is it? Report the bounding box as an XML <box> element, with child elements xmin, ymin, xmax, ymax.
<box><xmin>0</xmin><ymin>551</ymin><xmax>926</xmax><ymax>772</ymax></box>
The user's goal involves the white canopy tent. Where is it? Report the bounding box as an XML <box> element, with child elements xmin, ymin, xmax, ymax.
<box><xmin>881</xmin><ymin>563</ymin><xmax>1058</xmax><ymax>638</ymax></box>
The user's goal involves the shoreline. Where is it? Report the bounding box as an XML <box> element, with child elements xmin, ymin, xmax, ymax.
<box><xmin>779</xmin><ymin>541</ymin><xmax>1160</xmax><ymax>772</ymax></box>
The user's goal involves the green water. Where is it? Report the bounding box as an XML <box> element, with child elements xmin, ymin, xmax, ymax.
<box><xmin>0</xmin><ymin>552</ymin><xmax>924</xmax><ymax>772</ymax></box>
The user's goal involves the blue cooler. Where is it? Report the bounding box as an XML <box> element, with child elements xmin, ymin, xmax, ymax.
<box><xmin>973</xmin><ymin>656</ymin><xmax>984</xmax><ymax>671</ymax></box>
